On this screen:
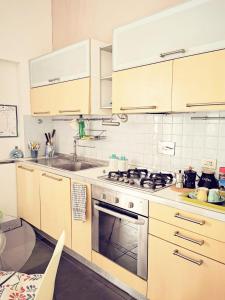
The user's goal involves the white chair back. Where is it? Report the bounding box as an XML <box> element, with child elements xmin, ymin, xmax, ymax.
<box><xmin>35</xmin><ymin>231</ymin><xmax>65</xmax><ymax>300</ymax></box>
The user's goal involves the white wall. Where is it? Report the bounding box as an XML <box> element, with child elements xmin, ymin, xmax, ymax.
<box><xmin>0</xmin><ymin>0</ymin><xmax>52</xmax><ymax>216</ymax></box>
<box><xmin>0</xmin><ymin>60</ymin><xmax>20</xmax><ymax>159</ymax></box>
<box><xmin>52</xmin><ymin>0</ymin><xmax>188</xmax><ymax>49</ymax></box>
<box><xmin>0</xmin><ymin>0</ymin><xmax>52</xmax><ymax>160</ymax></box>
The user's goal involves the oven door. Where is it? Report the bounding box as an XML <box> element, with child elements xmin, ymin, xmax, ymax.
<box><xmin>92</xmin><ymin>199</ymin><xmax>148</xmax><ymax>280</ymax></box>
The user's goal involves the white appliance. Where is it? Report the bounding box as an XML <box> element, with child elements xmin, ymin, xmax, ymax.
<box><xmin>0</xmin><ymin>161</ymin><xmax>17</xmax><ymax>216</ymax></box>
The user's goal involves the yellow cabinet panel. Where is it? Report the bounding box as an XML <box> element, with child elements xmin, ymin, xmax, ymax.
<box><xmin>16</xmin><ymin>164</ymin><xmax>40</xmax><ymax>229</ymax></box>
<box><xmin>55</xmin><ymin>78</ymin><xmax>90</xmax><ymax>115</ymax></box>
<box><xmin>149</xmin><ymin>202</ymin><xmax>225</xmax><ymax>242</ymax></box>
<box><xmin>92</xmin><ymin>251</ymin><xmax>147</xmax><ymax>296</ymax></box>
<box><xmin>172</xmin><ymin>49</ymin><xmax>225</xmax><ymax>112</ymax></box>
<box><xmin>149</xmin><ymin>218</ymin><xmax>225</xmax><ymax>264</ymax></box>
<box><xmin>40</xmin><ymin>171</ymin><xmax>71</xmax><ymax>248</ymax></box>
<box><xmin>148</xmin><ymin>235</ymin><xmax>225</xmax><ymax>300</ymax></box>
<box><xmin>112</xmin><ymin>61</ymin><xmax>172</xmax><ymax>113</ymax></box>
<box><xmin>30</xmin><ymin>86</ymin><xmax>56</xmax><ymax>116</ymax></box>
<box><xmin>71</xmin><ymin>181</ymin><xmax>92</xmax><ymax>261</ymax></box>
<box><xmin>30</xmin><ymin>78</ymin><xmax>90</xmax><ymax>116</ymax></box>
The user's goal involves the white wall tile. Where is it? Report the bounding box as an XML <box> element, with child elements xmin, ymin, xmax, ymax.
<box><xmin>23</xmin><ymin>112</ymin><xmax>225</xmax><ymax>173</ymax></box>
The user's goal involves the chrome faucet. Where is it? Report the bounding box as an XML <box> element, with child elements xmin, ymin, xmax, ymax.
<box><xmin>72</xmin><ymin>137</ymin><xmax>78</xmax><ymax>162</ymax></box>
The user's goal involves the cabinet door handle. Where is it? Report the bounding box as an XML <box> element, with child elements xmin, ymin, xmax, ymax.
<box><xmin>33</xmin><ymin>111</ymin><xmax>50</xmax><ymax>115</ymax></box>
<box><xmin>58</xmin><ymin>110</ymin><xmax>81</xmax><ymax>113</ymax></box>
<box><xmin>42</xmin><ymin>173</ymin><xmax>63</xmax><ymax>181</ymax></box>
<box><xmin>174</xmin><ymin>212</ymin><xmax>205</xmax><ymax>225</ymax></box>
<box><xmin>48</xmin><ymin>77</ymin><xmax>60</xmax><ymax>83</ymax></box>
<box><xmin>173</xmin><ymin>249</ymin><xmax>203</xmax><ymax>266</ymax></box>
<box><xmin>120</xmin><ymin>106</ymin><xmax>157</xmax><ymax>111</ymax></box>
<box><xmin>186</xmin><ymin>102</ymin><xmax>225</xmax><ymax>107</ymax></box>
<box><xmin>160</xmin><ymin>48</ymin><xmax>185</xmax><ymax>58</ymax></box>
<box><xmin>18</xmin><ymin>165</ymin><xmax>34</xmax><ymax>172</ymax></box>
<box><xmin>174</xmin><ymin>231</ymin><xmax>204</xmax><ymax>246</ymax></box>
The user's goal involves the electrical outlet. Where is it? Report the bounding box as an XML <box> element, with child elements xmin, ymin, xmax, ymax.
<box><xmin>201</xmin><ymin>159</ymin><xmax>217</xmax><ymax>170</ymax></box>
<box><xmin>158</xmin><ymin>141</ymin><xmax>175</xmax><ymax>156</ymax></box>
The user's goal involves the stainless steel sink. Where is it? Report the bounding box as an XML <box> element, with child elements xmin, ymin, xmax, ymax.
<box><xmin>30</xmin><ymin>157</ymin><xmax>100</xmax><ymax>171</ymax></box>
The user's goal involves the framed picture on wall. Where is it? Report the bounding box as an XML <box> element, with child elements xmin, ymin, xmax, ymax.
<box><xmin>0</xmin><ymin>105</ymin><xmax>18</xmax><ymax>137</ymax></box>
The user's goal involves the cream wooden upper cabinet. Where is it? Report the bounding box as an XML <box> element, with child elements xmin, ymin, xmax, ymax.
<box><xmin>30</xmin><ymin>40</ymin><xmax>90</xmax><ymax>88</ymax></box>
<box><xmin>113</xmin><ymin>0</ymin><xmax>225</xmax><ymax>71</ymax></box>
<box><xmin>172</xmin><ymin>49</ymin><xmax>225</xmax><ymax>112</ymax></box>
<box><xmin>31</xmin><ymin>78</ymin><xmax>90</xmax><ymax>116</ymax></box>
<box><xmin>30</xmin><ymin>39</ymin><xmax>111</xmax><ymax>115</ymax></box>
<box><xmin>112</xmin><ymin>61</ymin><xmax>172</xmax><ymax>114</ymax></box>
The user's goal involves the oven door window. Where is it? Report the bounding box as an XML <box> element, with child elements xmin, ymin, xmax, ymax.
<box><xmin>98</xmin><ymin>203</ymin><xmax>139</xmax><ymax>276</ymax></box>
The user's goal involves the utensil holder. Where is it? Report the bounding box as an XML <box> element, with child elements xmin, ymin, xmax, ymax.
<box><xmin>31</xmin><ymin>149</ymin><xmax>38</xmax><ymax>159</ymax></box>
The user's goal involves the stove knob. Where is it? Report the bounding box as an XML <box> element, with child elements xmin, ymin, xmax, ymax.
<box><xmin>114</xmin><ymin>197</ymin><xmax>120</xmax><ymax>204</ymax></box>
<box><xmin>128</xmin><ymin>202</ymin><xmax>134</xmax><ymax>209</ymax></box>
<box><xmin>129</xmin><ymin>179</ymin><xmax>135</xmax><ymax>185</ymax></box>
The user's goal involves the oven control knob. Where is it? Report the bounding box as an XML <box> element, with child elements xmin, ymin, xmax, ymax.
<box><xmin>114</xmin><ymin>197</ymin><xmax>120</xmax><ymax>204</ymax></box>
<box><xmin>128</xmin><ymin>202</ymin><xmax>134</xmax><ymax>209</ymax></box>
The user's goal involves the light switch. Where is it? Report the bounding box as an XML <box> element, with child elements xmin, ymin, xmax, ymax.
<box><xmin>158</xmin><ymin>141</ymin><xmax>175</xmax><ymax>156</ymax></box>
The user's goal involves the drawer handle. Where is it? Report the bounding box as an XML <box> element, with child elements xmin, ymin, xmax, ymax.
<box><xmin>58</xmin><ymin>110</ymin><xmax>81</xmax><ymax>113</ymax></box>
<box><xmin>42</xmin><ymin>173</ymin><xmax>63</xmax><ymax>181</ymax></box>
<box><xmin>174</xmin><ymin>231</ymin><xmax>204</xmax><ymax>246</ymax></box>
<box><xmin>120</xmin><ymin>106</ymin><xmax>157</xmax><ymax>111</ymax></box>
<box><xmin>48</xmin><ymin>77</ymin><xmax>60</xmax><ymax>83</ymax></box>
<box><xmin>174</xmin><ymin>213</ymin><xmax>205</xmax><ymax>225</ymax></box>
<box><xmin>18</xmin><ymin>165</ymin><xmax>34</xmax><ymax>172</ymax></box>
<box><xmin>186</xmin><ymin>102</ymin><xmax>225</xmax><ymax>107</ymax></box>
<box><xmin>173</xmin><ymin>249</ymin><xmax>203</xmax><ymax>266</ymax></box>
<box><xmin>33</xmin><ymin>111</ymin><xmax>50</xmax><ymax>115</ymax></box>
<box><xmin>160</xmin><ymin>49</ymin><xmax>185</xmax><ymax>58</ymax></box>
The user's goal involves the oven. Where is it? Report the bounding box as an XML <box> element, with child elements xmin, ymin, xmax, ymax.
<box><xmin>92</xmin><ymin>185</ymin><xmax>148</xmax><ymax>280</ymax></box>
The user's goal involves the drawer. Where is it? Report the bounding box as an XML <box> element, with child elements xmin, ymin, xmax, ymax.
<box><xmin>149</xmin><ymin>202</ymin><xmax>225</xmax><ymax>242</ymax></box>
<box><xmin>150</xmin><ymin>218</ymin><xmax>225</xmax><ymax>264</ymax></box>
<box><xmin>148</xmin><ymin>235</ymin><xmax>225</xmax><ymax>300</ymax></box>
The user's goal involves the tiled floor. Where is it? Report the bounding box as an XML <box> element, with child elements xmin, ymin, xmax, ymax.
<box><xmin>20</xmin><ymin>234</ymin><xmax>136</xmax><ymax>300</ymax></box>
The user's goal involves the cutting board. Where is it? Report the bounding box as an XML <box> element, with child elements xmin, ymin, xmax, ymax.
<box><xmin>180</xmin><ymin>193</ymin><xmax>225</xmax><ymax>214</ymax></box>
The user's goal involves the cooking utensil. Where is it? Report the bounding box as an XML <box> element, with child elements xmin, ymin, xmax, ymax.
<box><xmin>198</xmin><ymin>169</ymin><xmax>218</xmax><ymax>189</ymax></box>
<box><xmin>183</xmin><ymin>168</ymin><xmax>198</xmax><ymax>188</ymax></box>
<box><xmin>52</xmin><ymin>129</ymin><xmax>56</xmax><ymax>138</ymax></box>
<box><xmin>45</xmin><ymin>133</ymin><xmax>49</xmax><ymax>144</ymax></box>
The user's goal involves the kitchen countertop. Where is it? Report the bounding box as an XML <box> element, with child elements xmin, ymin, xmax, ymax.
<box><xmin>17</xmin><ymin>158</ymin><xmax>225</xmax><ymax>222</ymax></box>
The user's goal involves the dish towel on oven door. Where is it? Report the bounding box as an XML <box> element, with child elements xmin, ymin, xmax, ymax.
<box><xmin>72</xmin><ymin>183</ymin><xmax>87</xmax><ymax>222</ymax></box>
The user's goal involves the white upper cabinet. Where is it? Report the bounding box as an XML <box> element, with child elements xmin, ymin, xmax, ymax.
<box><xmin>30</xmin><ymin>40</ymin><xmax>90</xmax><ymax>88</ymax></box>
<box><xmin>113</xmin><ymin>0</ymin><xmax>225</xmax><ymax>71</ymax></box>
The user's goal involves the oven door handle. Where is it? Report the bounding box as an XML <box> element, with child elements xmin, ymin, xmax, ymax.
<box><xmin>94</xmin><ymin>204</ymin><xmax>145</xmax><ymax>225</ymax></box>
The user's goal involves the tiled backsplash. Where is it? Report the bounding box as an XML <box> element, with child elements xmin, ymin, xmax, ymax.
<box><xmin>24</xmin><ymin>111</ymin><xmax>225</xmax><ymax>173</ymax></box>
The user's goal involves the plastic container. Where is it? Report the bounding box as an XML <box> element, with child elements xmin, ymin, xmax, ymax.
<box><xmin>109</xmin><ymin>154</ymin><xmax>118</xmax><ymax>171</ymax></box>
<box><xmin>9</xmin><ymin>146</ymin><xmax>24</xmax><ymax>159</ymax></box>
<box><xmin>118</xmin><ymin>155</ymin><xmax>128</xmax><ymax>171</ymax></box>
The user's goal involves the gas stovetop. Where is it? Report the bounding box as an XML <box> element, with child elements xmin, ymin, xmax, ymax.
<box><xmin>99</xmin><ymin>168</ymin><xmax>175</xmax><ymax>193</ymax></box>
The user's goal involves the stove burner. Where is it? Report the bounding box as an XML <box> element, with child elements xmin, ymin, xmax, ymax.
<box><xmin>140</xmin><ymin>177</ymin><xmax>166</xmax><ymax>189</ymax></box>
<box><xmin>150</xmin><ymin>172</ymin><xmax>173</xmax><ymax>184</ymax></box>
<box><xmin>127</xmin><ymin>168</ymin><xmax>148</xmax><ymax>178</ymax></box>
<box><xmin>105</xmin><ymin>169</ymin><xmax>174</xmax><ymax>192</ymax></box>
<box><xmin>108</xmin><ymin>171</ymin><xmax>127</xmax><ymax>179</ymax></box>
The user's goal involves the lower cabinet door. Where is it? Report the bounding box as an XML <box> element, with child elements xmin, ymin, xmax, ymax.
<box><xmin>71</xmin><ymin>181</ymin><xmax>92</xmax><ymax>261</ymax></box>
<box><xmin>148</xmin><ymin>235</ymin><xmax>225</xmax><ymax>300</ymax></box>
<box><xmin>40</xmin><ymin>171</ymin><xmax>71</xmax><ymax>248</ymax></box>
<box><xmin>17</xmin><ymin>164</ymin><xmax>40</xmax><ymax>229</ymax></box>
